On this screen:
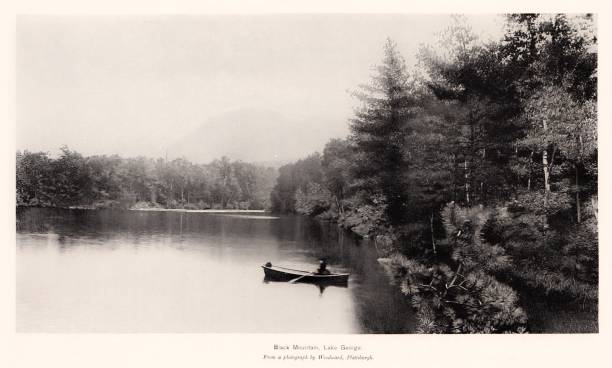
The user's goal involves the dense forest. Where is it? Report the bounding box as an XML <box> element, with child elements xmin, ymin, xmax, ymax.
<box><xmin>16</xmin><ymin>147</ymin><xmax>277</xmax><ymax>210</ymax></box>
<box><xmin>270</xmin><ymin>14</ymin><xmax>598</xmax><ymax>333</ymax></box>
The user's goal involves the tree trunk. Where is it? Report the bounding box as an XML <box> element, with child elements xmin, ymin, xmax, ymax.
<box><xmin>541</xmin><ymin>118</ymin><xmax>550</xmax><ymax>232</ymax></box>
<box><xmin>464</xmin><ymin>159</ymin><xmax>470</xmax><ymax>205</ymax></box>
<box><xmin>335</xmin><ymin>196</ymin><xmax>344</xmax><ymax>216</ymax></box>
<box><xmin>480</xmin><ymin>148</ymin><xmax>485</xmax><ymax>203</ymax></box>
<box><xmin>542</xmin><ymin>148</ymin><xmax>550</xmax><ymax>232</ymax></box>
<box><xmin>576</xmin><ymin>163</ymin><xmax>581</xmax><ymax>223</ymax></box>
<box><xmin>430</xmin><ymin>211</ymin><xmax>437</xmax><ymax>255</ymax></box>
<box><xmin>451</xmin><ymin>154</ymin><xmax>458</xmax><ymax>202</ymax></box>
<box><xmin>528</xmin><ymin>150</ymin><xmax>534</xmax><ymax>191</ymax></box>
<box><xmin>150</xmin><ymin>186</ymin><xmax>157</xmax><ymax>203</ymax></box>
<box><xmin>542</xmin><ymin>118</ymin><xmax>551</xmax><ymax>193</ymax></box>
<box><xmin>542</xmin><ymin>149</ymin><xmax>550</xmax><ymax>193</ymax></box>
<box><xmin>515</xmin><ymin>144</ymin><xmax>519</xmax><ymax>183</ymax></box>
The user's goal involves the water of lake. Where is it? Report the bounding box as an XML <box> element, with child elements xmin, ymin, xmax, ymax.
<box><xmin>16</xmin><ymin>207</ymin><xmax>415</xmax><ymax>333</ymax></box>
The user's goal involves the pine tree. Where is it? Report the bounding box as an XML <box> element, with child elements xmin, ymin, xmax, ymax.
<box><xmin>419</xmin><ymin>16</ymin><xmax>521</xmax><ymax>206</ymax></box>
<box><xmin>350</xmin><ymin>38</ymin><xmax>418</xmax><ymax>224</ymax></box>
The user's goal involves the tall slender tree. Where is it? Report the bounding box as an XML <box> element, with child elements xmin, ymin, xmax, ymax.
<box><xmin>350</xmin><ymin>38</ymin><xmax>418</xmax><ymax>224</ymax></box>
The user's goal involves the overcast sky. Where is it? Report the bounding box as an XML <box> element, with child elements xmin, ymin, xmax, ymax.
<box><xmin>17</xmin><ymin>14</ymin><xmax>505</xmax><ymax>159</ymax></box>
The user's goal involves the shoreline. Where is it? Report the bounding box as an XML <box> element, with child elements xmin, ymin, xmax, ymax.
<box><xmin>17</xmin><ymin>204</ymin><xmax>268</xmax><ymax>214</ymax></box>
<box><xmin>129</xmin><ymin>208</ymin><xmax>267</xmax><ymax>213</ymax></box>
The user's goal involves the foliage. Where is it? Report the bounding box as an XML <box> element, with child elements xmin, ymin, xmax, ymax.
<box><xmin>268</xmin><ymin>14</ymin><xmax>597</xmax><ymax>333</ymax></box>
<box><xmin>379</xmin><ymin>251</ymin><xmax>526</xmax><ymax>333</ymax></box>
<box><xmin>321</xmin><ymin>138</ymin><xmax>354</xmax><ymax>215</ymax></box>
<box><xmin>295</xmin><ymin>182</ymin><xmax>333</xmax><ymax>216</ymax></box>
<box><xmin>270</xmin><ymin>153</ymin><xmax>324</xmax><ymax>213</ymax></box>
<box><xmin>338</xmin><ymin>194</ymin><xmax>388</xmax><ymax>237</ymax></box>
<box><xmin>439</xmin><ymin>203</ymin><xmax>512</xmax><ymax>273</ymax></box>
<box><xmin>349</xmin><ymin>38</ymin><xmax>419</xmax><ymax>224</ymax></box>
<box><xmin>16</xmin><ymin>148</ymin><xmax>277</xmax><ymax>210</ymax></box>
<box><xmin>487</xmin><ymin>197</ymin><xmax>598</xmax><ymax>300</ymax></box>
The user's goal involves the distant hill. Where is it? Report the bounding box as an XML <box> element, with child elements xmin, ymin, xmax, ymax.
<box><xmin>169</xmin><ymin>108</ymin><xmax>348</xmax><ymax>164</ymax></box>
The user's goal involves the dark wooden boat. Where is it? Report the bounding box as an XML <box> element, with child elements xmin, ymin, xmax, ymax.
<box><xmin>262</xmin><ymin>264</ymin><xmax>349</xmax><ymax>285</ymax></box>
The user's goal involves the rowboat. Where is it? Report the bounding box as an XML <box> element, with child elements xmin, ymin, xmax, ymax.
<box><xmin>262</xmin><ymin>264</ymin><xmax>349</xmax><ymax>285</ymax></box>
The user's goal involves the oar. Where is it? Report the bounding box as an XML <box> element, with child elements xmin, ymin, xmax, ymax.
<box><xmin>289</xmin><ymin>272</ymin><xmax>315</xmax><ymax>284</ymax></box>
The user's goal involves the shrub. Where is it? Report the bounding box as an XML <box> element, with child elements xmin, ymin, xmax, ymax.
<box><xmin>183</xmin><ymin>202</ymin><xmax>199</xmax><ymax>210</ymax></box>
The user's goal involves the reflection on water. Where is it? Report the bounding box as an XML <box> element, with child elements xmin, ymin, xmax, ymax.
<box><xmin>262</xmin><ymin>275</ymin><xmax>348</xmax><ymax>296</ymax></box>
<box><xmin>16</xmin><ymin>207</ymin><xmax>415</xmax><ymax>333</ymax></box>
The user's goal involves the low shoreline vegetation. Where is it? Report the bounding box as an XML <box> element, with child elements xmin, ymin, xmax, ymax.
<box><xmin>270</xmin><ymin>14</ymin><xmax>598</xmax><ymax>333</ymax></box>
<box><xmin>16</xmin><ymin>150</ymin><xmax>278</xmax><ymax>211</ymax></box>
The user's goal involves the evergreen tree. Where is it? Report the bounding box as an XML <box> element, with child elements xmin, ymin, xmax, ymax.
<box><xmin>350</xmin><ymin>38</ymin><xmax>418</xmax><ymax>224</ymax></box>
<box><xmin>419</xmin><ymin>16</ymin><xmax>521</xmax><ymax>206</ymax></box>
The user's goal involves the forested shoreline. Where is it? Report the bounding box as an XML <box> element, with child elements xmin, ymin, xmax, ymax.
<box><xmin>270</xmin><ymin>14</ymin><xmax>598</xmax><ymax>333</ymax></box>
<box><xmin>16</xmin><ymin>147</ymin><xmax>277</xmax><ymax>210</ymax></box>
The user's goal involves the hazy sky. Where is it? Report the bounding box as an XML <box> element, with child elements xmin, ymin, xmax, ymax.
<box><xmin>17</xmin><ymin>14</ymin><xmax>505</xmax><ymax>159</ymax></box>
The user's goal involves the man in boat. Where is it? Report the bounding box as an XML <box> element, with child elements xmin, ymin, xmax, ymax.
<box><xmin>316</xmin><ymin>259</ymin><xmax>331</xmax><ymax>275</ymax></box>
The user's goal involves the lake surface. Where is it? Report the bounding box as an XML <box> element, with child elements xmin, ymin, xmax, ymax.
<box><xmin>16</xmin><ymin>207</ymin><xmax>415</xmax><ymax>333</ymax></box>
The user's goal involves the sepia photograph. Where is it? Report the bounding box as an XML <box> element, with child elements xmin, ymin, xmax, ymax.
<box><xmin>14</xmin><ymin>12</ymin><xmax>598</xmax><ymax>337</ymax></box>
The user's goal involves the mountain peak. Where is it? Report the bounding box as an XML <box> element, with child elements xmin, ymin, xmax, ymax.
<box><xmin>169</xmin><ymin>108</ymin><xmax>348</xmax><ymax>164</ymax></box>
